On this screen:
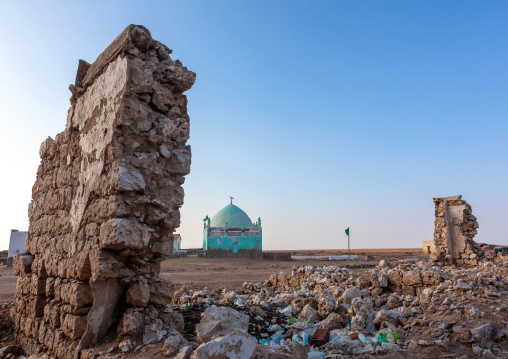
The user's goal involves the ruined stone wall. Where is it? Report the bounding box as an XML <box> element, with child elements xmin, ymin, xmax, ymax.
<box><xmin>430</xmin><ymin>195</ymin><xmax>480</xmax><ymax>266</ymax></box>
<box><xmin>12</xmin><ymin>25</ymin><xmax>195</xmax><ymax>358</ymax></box>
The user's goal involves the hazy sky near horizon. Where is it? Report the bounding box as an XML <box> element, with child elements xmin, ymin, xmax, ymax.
<box><xmin>0</xmin><ymin>1</ymin><xmax>507</xmax><ymax>251</ymax></box>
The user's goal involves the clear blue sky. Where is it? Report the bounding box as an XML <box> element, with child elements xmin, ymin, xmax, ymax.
<box><xmin>0</xmin><ymin>1</ymin><xmax>507</xmax><ymax>250</ymax></box>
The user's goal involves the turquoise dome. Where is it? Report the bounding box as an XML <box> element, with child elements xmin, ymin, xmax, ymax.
<box><xmin>210</xmin><ymin>204</ymin><xmax>253</xmax><ymax>228</ymax></box>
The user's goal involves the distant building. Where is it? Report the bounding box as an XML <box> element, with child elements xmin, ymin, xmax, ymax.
<box><xmin>8</xmin><ymin>229</ymin><xmax>27</xmax><ymax>267</ymax></box>
<box><xmin>203</xmin><ymin>199</ymin><xmax>262</xmax><ymax>254</ymax></box>
<box><xmin>0</xmin><ymin>250</ymin><xmax>7</xmax><ymax>265</ymax></box>
<box><xmin>174</xmin><ymin>234</ymin><xmax>182</xmax><ymax>251</ymax></box>
<box><xmin>423</xmin><ymin>240</ymin><xmax>436</xmax><ymax>255</ymax></box>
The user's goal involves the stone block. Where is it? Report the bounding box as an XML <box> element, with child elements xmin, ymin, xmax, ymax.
<box><xmin>194</xmin><ymin>330</ymin><xmax>256</xmax><ymax>359</ymax></box>
<box><xmin>31</xmin><ymin>276</ymin><xmax>46</xmax><ymax>296</ymax></box>
<box><xmin>27</xmin><ymin>296</ymin><xmax>46</xmax><ymax>318</ymax></box>
<box><xmin>99</xmin><ymin>219</ymin><xmax>151</xmax><ymax>250</ymax></box>
<box><xmin>165</xmin><ymin>147</ymin><xmax>191</xmax><ymax>175</ymax></box>
<box><xmin>196</xmin><ymin>306</ymin><xmax>249</xmax><ymax>345</ymax></box>
<box><xmin>159</xmin><ymin>311</ymin><xmax>185</xmax><ymax>333</ymax></box>
<box><xmin>149</xmin><ymin>278</ymin><xmax>175</xmax><ymax>305</ymax></box>
<box><xmin>43</xmin><ymin>303</ymin><xmax>61</xmax><ymax>329</ymax></box>
<box><xmin>60</xmin><ymin>281</ymin><xmax>93</xmax><ymax>307</ymax></box>
<box><xmin>120</xmin><ymin>310</ymin><xmax>144</xmax><ymax>336</ymax></box>
<box><xmin>402</xmin><ymin>270</ymin><xmax>422</xmax><ymax>286</ymax></box>
<box><xmin>13</xmin><ymin>254</ymin><xmax>34</xmax><ymax>276</ymax></box>
<box><xmin>62</xmin><ymin>314</ymin><xmax>87</xmax><ymax>340</ymax></box>
<box><xmin>126</xmin><ymin>282</ymin><xmax>150</xmax><ymax>307</ymax></box>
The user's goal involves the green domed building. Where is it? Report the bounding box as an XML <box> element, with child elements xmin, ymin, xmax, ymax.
<box><xmin>203</xmin><ymin>200</ymin><xmax>262</xmax><ymax>253</ymax></box>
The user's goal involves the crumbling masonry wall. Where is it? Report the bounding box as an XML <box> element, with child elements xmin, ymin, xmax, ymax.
<box><xmin>12</xmin><ymin>25</ymin><xmax>195</xmax><ymax>357</ymax></box>
<box><xmin>430</xmin><ymin>195</ymin><xmax>480</xmax><ymax>266</ymax></box>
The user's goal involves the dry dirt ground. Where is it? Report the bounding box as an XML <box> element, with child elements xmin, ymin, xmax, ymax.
<box><xmin>0</xmin><ymin>249</ymin><xmax>424</xmax><ymax>301</ymax></box>
<box><xmin>159</xmin><ymin>249</ymin><xmax>424</xmax><ymax>291</ymax></box>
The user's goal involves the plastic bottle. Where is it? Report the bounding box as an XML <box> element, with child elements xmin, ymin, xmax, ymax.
<box><xmin>386</xmin><ymin>333</ymin><xmax>400</xmax><ymax>342</ymax></box>
<box><xmin>302</xmin><ymin>332</ymin><xmax>309</xmax><ymax>344</ymax></box>
<box><xmin>331</xmin><ymin>335</ymin><xmax>351</xmax><ymax>346</ymax></box>
<box><xmin>270</xmin><ymin>332</ymin><xmax>282</xmax><ymax>342</ymax></box>
<box><xmin>381</xmin><ymin>342</ymin><xmax>393</xmax><ymax>349</ymax></box>
<box><xmin>352</xmin><ymin>345</ymin><xmax>374</xmax><ymax>354</ymax></box>
<box><xmin>307</xmin><ymin>352</ymin><xmax>326</xmax><ymax>359</ymax></box>
<box><xmin>292</xmin><ymin>334</ymin><xmax>302</xmax><ymax>343</ymax></box>
<box><xmin>377</xmin><ymin>333</ymin><xmax>389</xmax><ymax>343</ymax></box>
<box><xmin>367</xmin><ymin>337</ymin><xmax>378</xmax><ymax>345</ymax></box>
<box><xmin>358</xmin><ymin>333</ymin><xmax>371</xmax><ymax>346</ymax></box>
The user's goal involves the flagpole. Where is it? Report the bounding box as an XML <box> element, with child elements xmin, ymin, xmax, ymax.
<box><xmin>348</xmin><ymin>229</ymin><xmax>350</xmax><ymax>260</ymax></box>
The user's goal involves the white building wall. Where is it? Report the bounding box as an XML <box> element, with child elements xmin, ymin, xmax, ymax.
<box><xmin>173</xmin><ymin>234</ymin><xmax>181</xmax><ymax>250</ymax></box>
<box><xmin>8</xmin><ymin>230</ymin><xmax>27</xmax><ymax>264</ymax></box>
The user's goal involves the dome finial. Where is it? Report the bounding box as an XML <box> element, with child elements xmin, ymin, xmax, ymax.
<box><xmin>230</xmin><ymin>196</ymin><xmax>234</xmax><ymax>205</ymax></box>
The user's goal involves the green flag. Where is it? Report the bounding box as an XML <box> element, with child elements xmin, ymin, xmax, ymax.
<box><xmin>345</xmin><ymin>227</ymin><xmax>349</xmax><ymax>236</ymax></box>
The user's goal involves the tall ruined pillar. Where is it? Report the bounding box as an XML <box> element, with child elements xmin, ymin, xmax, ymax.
<box><xmin>430</xmin><ymin>195</ymin><xmax>480</xmax><ymax>266</ymax></box>
<box><xmin>12</xmin><ymin>25</ymin><xmax>195</xmax><ymax>357</ymax></box>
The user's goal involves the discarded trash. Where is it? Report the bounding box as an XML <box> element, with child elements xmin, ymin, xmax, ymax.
<box><xmin>308</xmin><ymin>351</ymin><xmax>326</xmax><ymax>359</ymax></box>
<box><xmin>302</xmin><ymin>331</ymin><xmax>309</xmax><ymax>344</ymax></box>
<box><xmin>309</xmin><ymin>328</ymin><xmax>330</xmax><ymax>347</ymax></box>
<box><xmin>268</xmin><ymin>324</ymin><xmax>282</xmax><ymax>332</ymax></box>
<box><xmin>279</xmin><ymin>306</ymin><xmax>293</xmax><ymax>317</ymax></box>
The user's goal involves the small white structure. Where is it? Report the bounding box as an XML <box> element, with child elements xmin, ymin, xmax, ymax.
<box><xmin>174</xmin><ymin>234</ymin><xmax>182</xmax><ymax>251</ymax></box>
<box><xmin>8</xmin><ymin>229</ymin><xmax>27</xmax><ymax>267</ymax></box>
<box><xmin>329</xmin><ymin>255</ymin><xmax>359</xmax><ymax>261</ymax></box>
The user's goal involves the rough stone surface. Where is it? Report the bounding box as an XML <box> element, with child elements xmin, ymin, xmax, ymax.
<box><xmin>194</xmin><ymin>330</ymin><xmax>257</xmax><ymax>359</ymax></box>
<box><xmin>317</xmin><ymin>312</ymin><xmax>345</xmax><ymax>330</ymax></box>
<box><xmin>126</xmin><ymin>282</ymin><xmax>150</xmax><ymax>307</ymax></box>
<box><xmin>339</xmin><ymin>286</ymin><xmax>362</xmax><ymax>304</ymax></box>
<box><xmin>12</xmin><ymin>24</ymin><xmax>195</xmax><ymax>358</ymax></box>
<box><xmin>196</xmin><ymin>306</ymin><xmax>249</xmax><ymax>345</ymax></box>
<box><xmin>298</xmin><ymin>304</ymin><xmax>321</xmax><ymax>323</ymax></box>
<box><xmin>430</xmin><ymin>195</ymin><xmax>481</xmax><ymax>266</ymax></box>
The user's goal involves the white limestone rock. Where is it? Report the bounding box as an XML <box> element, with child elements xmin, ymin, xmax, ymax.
<box><xmin>193</xmin><ymin>330</ymin><xmax>256</xmax><ymax>359</ymax></box>
<box><xmin>196</xmin><ymin>306</ymin><xmax>249</xmax><ymax>345</ymax></box>
<box><xmin>339</xmin><ymin>286</ymin><xmax>362</xmax><ymax>304</ymax></box>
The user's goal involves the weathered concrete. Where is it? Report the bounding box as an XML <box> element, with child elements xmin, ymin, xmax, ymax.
<box><xmin>12</xmin><ymin>25</ymin><xmax>195</xmax><ymax>358</ymax></box>
<box><xmin>430</xmin><ymin>196</ymin><xmax>481</xmax><ymax>266</ymax></box>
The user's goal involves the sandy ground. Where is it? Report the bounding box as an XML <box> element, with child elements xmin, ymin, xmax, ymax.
<box><xmin>0</xmin><ymin>267</ymin><xmax>17</xmax><ymax>303</ymax></box>
<box><xmin>161</xmin><ymin>248</ymin><xmax>424</xmax><ymax>291</ymax></box>
<box><xmin>0</xmin><ymin>248</ymin><xmax>425</xmax><ymax>300</ymax></box>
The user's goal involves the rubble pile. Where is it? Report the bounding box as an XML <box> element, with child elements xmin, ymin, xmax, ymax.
<box><xmin>6</xmin><ymin>257</ymin><xmax>508</xmax><ymax>358</ymax></box>
<box><xmin>11</xmin><ymin>25</ymin><xmax>195</xmax><ymax>358</ymax></box>
<box><xmin>431</xmin><ymin>195</ymin><xmax>481</xmax><ymax>267</ymax></box>
<box><xmin>155</xmin><ymin>256</ymin><xmax>507</xmax><ymax>358</ymax></box>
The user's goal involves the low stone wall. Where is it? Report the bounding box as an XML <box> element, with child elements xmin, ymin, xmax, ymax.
<box><xmin>12</xmin><ymin>25</ymin><xmax>195</xmax><ymax>358</ymax></box>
